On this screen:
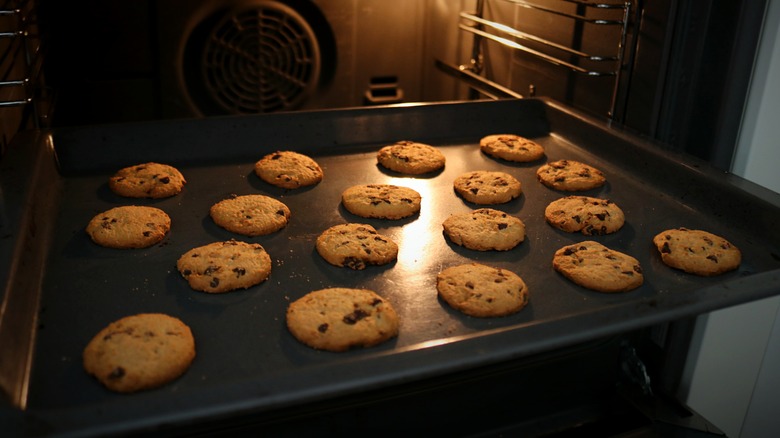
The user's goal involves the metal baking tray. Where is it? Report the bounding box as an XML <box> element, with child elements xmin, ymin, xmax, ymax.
<box><xmin>2</xmin><ymin>98</ymin><xmax>779</xmax><ymax>436</ymax></box>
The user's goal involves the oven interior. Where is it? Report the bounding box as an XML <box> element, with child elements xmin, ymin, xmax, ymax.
<box><xmin>1</xmin><ymin>0</ymin><xmax>774</xmax><ymax>436</ymax></box>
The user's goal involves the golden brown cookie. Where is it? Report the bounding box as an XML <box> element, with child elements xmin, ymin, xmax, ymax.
<box><xmin>254</xmin><ymin>151</ymin><xmax>323</xmax><ymax>189</ymax></box>
<box><xmin>442</xmin><ymin>208</ymin><xmax>525</xmax><ymax>251</ymax></box>
<box><xmin>437</xmin><ymin>263</ymin><xmax>529</xmax><ymax>317</ymax></box>
<box><xmin>653</xmin><ymin>228</ymin><xmax>741</xmax><ymax>276</ymax></box>
<box><xmin>376</xmin><ymin>140</ymin><xmax>446</xmax><ymax>174</ymax></box>
<box><xmin>109</xmin><ymin>162</ymin><xmax>186</xmax><ymax>199</ymax></box>
<box><xmin>86</xmin><ymin>205</ymin><xmax>171</xmax><ymax>249</ymax></box>
<box><xmin>480</xmin><ymin>134</ymin><xmax>545</xmax><ymax>163</ymax></box>
<box><xmin>552</xmin><ymin>241</ymin><xmax>643</xmax><ymax>292</ymax></box>
<box><xmin>315</xmin><ymin>223</ymin><xmax>399</xmax><ymax>269</ymax></box>
<box><xmin>536</xmin><ymin>160</ymin><xmax>606</xmax><ymax>191</ymax></box>
<box><xmin>286</xmin><ymin>288</ymin><xmax>400</xmax><ymax>352</ymax></box>
<box><xmin>341</xmin><ymin>184</ymin><xmax>421</xmax><ymax>220</ymax></box>
<box><xmin>453</xmin><ymin>171</ymin><xmax>522</xmax><ymax>204</ymax></box>
<box><xmin>544</xmin><ymin>196</ymin><xmax>625</xmax><ymax>235</ymax></box>
<box><xmin>210</xmin><ymin>194</ymin><xmax>290</xmax><ymax>236</ymax></box>
<box><xmin>176</xmin><ymin>240</ymin><xmax>272</xmax><ymax>293</ymax></box>
<box><xmin>83</xmin><ymin>313</ymin><xmax>195</xmax><ymax>393</ymax></box>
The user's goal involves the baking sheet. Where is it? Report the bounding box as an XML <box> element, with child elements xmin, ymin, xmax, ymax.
<box><xmin>2</xmin><ymin>98</ymin><xmax>779</xmax><ymax>436</ymax></box>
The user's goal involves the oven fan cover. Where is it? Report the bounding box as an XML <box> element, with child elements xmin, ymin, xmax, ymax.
<box><xmin>182</xmin><ymin>0</ymin><xmax>326</xmax><ymax>115</ymax></box>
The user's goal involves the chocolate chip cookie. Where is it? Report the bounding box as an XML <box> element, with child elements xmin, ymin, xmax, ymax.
<box><xmin>453</xmin><ymin>171</ymin><xmax>522</xmax><ymax>205</ymax></box>
<box><xmin>442</xmin><ymin>208</ymin><xmax>526</xmax><ymax>251</ymax></box>
<box><xmin>536</xmin><ymin>160</ymin><xmax>606</xmax><ymax>191</ymax></box>
<box><xmin>286</xmin><ymin>288</ymin><xmax>400</xmax><ymax>352</ymax></box>
<box><xmin>315</xmin><ymin>223</ymin><xmax>399</xmax><ymax>269</ymax></box>
<box><xmin>480</xmin><ymin>134</ymin><xmax>545</xmax><ymax>162</ymax></box>
<box><xmin>86</xmin><ymin>205</ymin><xmax>171</xmax><ymax>249</ymax></box>
<box><xmin>437</xmin><ymin>263</ymin><xmax>529</xmax><ymax>317</ymax></box>
<box><xmin>342</xmin><ymin>184</ymin><xmax>421</xmax><ymax>219</ymax></box>
<box><xmin>552</xmin><ymin>241</ymin><xmax>643</xmax><ymax>292</ymax></box>
<box><xmin>109</xmin><ymin>162</ymin><xmax>186</xmax><ymax>199</ymax></box>
<box><xmin>176</xmin><ymin>240</ymin><xmax>272</xmax><ymax>293</ymax></box>
<box><xmin>254</xmin><ymin>151</ymin><xmax>323</xmax><ymax>189</ymax></box>
<box><xmin>653</xmin><ymin>228</ymin><xmax>741</xmax><ymax>276</ymax></box>
<box><xmin>376</xmin><ymin>140</ymin><xmax>446</xmax><ymax>174</ymax></box>
<box><xmin>83</xmin><ymin>313</ymin><xmax>195</xmax><ymax>393</ymax></box>
<box><xmin>545</xmin><ymin>196</ymin><xmax>625</xmax><ymax>235</ymax></box>
<box><xmin>210</xmin><ymin>194</ymin><xmax>290</xmax><ymax>236</ymax></box>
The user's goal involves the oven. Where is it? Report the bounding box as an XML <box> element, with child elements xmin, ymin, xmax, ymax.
<box><xmin>2</xmin><ymin>1</ymin><xmax>779</xmax><ymax>437</ymax></box>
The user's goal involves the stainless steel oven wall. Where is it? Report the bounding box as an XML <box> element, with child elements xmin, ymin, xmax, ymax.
<box><xmin>39</xmin><ymin>0</ymin><xmax>432</xmax><ymax>125</ymax></box>
<box><xmin>158</xmin><ymin>0</ymin><xmax>428</xmax><ymax>118</ymax></box>
<box><xmin>433</xmin><ymin>0</ymin><xmax>769</xmax><ymax>172</ymax></box>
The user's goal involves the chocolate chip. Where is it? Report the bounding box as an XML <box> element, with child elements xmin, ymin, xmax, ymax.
<box><xmin>661</xmin><ymin>242</ymin><xmax>672</xmax><ymax>254</ymax></box>
<box><xmin>159</xmin><ymin>177</ymin><xmax>170</xmax><ymax>184</ymax></box>
<box><xmin>343</xmin><ymin>257</ymin><xmax>366</xmax><ymax>270</ymax></box>
<box><xmin>108</xmin><ymin>367</ymin><xmax>126</xmax><ymax>380</ymax></box>
<box><xmin>210</xmin><ymin>277</ymin><xmax>220</xmax><ymax>288</ymax></box>
<box><xmin>552</xmin><ymin>161</ymin><xmax>567</xmax><ymax>169</ymax></box>
<box><xmin>233</xmin><ymin>267</ymin><xmax>246</xmax><ymax>277</ymax></box>
<box><xmin>707</xmin><ymin>255</ymin><xmax>719</xmax><ymax>263</ymax></box>
<box><xmin>343</xmin><ymin>309</ymin><xmax>370</xmax><ymax>324</ymax></box>
<box><xmin>318</xmin><ymin>323</ymin><xmax>329</xmax><ymax>333</ymax></box>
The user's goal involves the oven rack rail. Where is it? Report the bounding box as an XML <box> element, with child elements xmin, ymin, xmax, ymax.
<box><xmin>449</xmin><ymin>0</ymin><xmax>634</xmax><ymax>118</ymax></box>
<box><xmin>0</xmin><ymin>0</ymin><xmax>44</xmax><ymax>120</ymax></box>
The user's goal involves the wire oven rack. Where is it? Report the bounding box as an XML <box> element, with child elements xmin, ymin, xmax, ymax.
<box><xmin>439</xmin><ymin>0</ymin><xmax>636</xmax><ymax>119</ymax></box>
<box><xmin>0</xmin><ymin>0</ymin><xmax>44</xmax><ymax>125</ymax></box>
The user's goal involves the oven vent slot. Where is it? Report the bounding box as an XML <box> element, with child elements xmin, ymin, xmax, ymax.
<box><xmin>444</xmin><ymin>0</ymin><xmax>637</xmax><ymax>120</ymax></box>
<box><xmin>364</xmin><ymin>75</ymin><xmax>404</xmax><ymax>105</ymax></box>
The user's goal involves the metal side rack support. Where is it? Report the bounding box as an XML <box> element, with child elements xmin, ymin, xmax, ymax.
<box><xmin>444</xmin><ymin>0</ymin><xmax>636</xmax><ymax>120</ymax></box>
<box><xmin>1</xmin><ymin>0</ymin><xmax>45</xmax><ymax>125</ymax></box>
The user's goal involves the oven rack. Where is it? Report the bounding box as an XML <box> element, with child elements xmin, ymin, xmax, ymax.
<box><xmin>0</xmin><ymin>0</ymin><xmax>44</xmax><ymax>120</ymax></box>
<box><xmin>447</xmin><ymin>0</ymin><xmax>634</xmax><ymax>118</ymax></box>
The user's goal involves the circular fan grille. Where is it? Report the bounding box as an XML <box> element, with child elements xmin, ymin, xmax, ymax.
<box><xmin>195</xmin><ymin>2</ymin><xmax>321</xmax><ymax>114</ymax></box>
